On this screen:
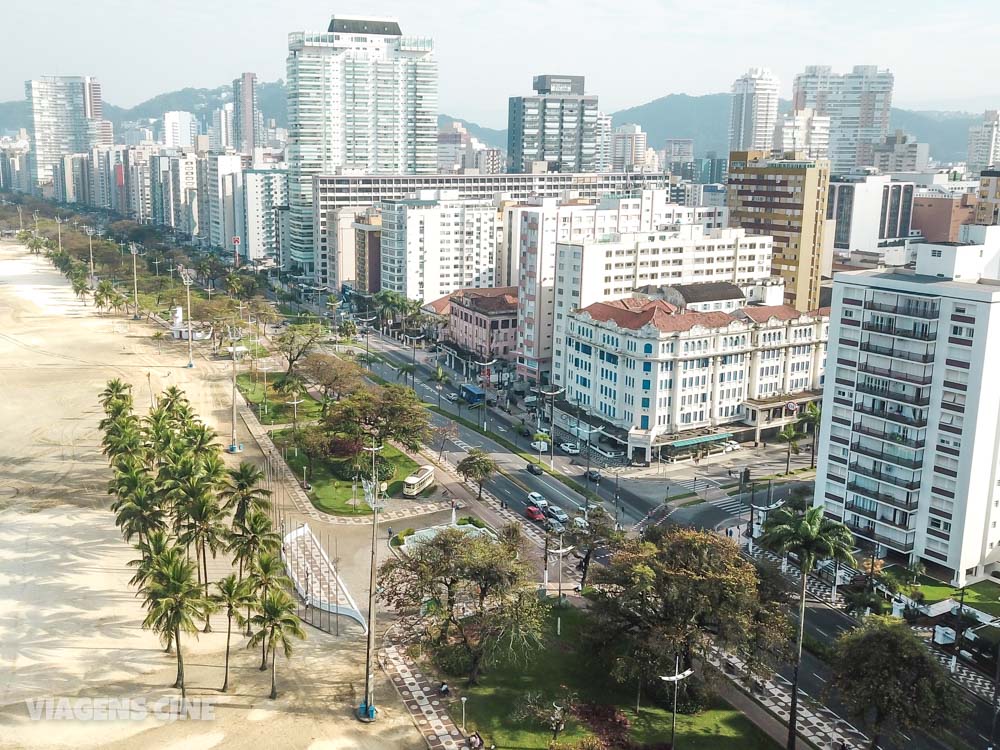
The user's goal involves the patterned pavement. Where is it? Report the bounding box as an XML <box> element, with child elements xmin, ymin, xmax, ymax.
<box><xmin>382</xmin><ymin>643</ymin><xmax>467</xmax><ymax>750</ymax></box>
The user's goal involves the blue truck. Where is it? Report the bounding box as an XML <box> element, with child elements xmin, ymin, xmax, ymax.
<box><xmin>460</xmin><ymin>384</ymin><xmax>486</xmax><ymax>404</ymax></box>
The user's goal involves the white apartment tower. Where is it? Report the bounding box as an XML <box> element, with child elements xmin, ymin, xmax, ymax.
<box><xmin>162</xmin><ymin>111</ymin><xmax>198</xmax><ymax>148</ymax></box>
<box><xmin>379</xmin><ymin>190</ymin><xmax>499</xmax><ymax>303</ymax></box>
<box><xmin>792</xmin><ymin>65</ymin><xmax>894</xmax><ymax>174</ymax></box>
<box><xmin>286</xmin><ymin>16</ymin><xmax>438</xmax><ymax>275</ymax></box>
<box><xmin>206</xmin><ymin>153</ymin><xmax>245</xmax><ymax>251</ymax></box>
<box><xmin>25</xmin><ymin>75</ymin><xmax>111</xmax><ymax>190</ymax></box>
<box><xmin>244</xmin><ymin>169</ymin><xmax>288</xmax><ymax>263</ymax></box>
<box><xmin>968</xmin><ymin>111</ymin><xmax>1000</xmax><ymax>177</ymax></box>
<box><xmin>815</xmin><ymin>225</ymin><xmax>1000</xmax><ymax>586</ymax></box>
<box><xmin>611</xmin><ymin>124</ymin><xmax>649</xmax><ymax>172</ymax></box>
<box><xmin>728</xmin><ymin>68</ymin><xmax>780</xmax><ymax>154</ymax></box>
<box><xmin>209</xmin><ymin>104</ymin><xmax>235</xmax><ymax>151</ymax></box>
<box><xmin>773</xmin><ymin>108</ymin><xmax>830</xmax><ymax>160</ymax></box>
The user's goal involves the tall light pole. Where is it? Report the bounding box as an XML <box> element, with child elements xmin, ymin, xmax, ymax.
<box><xmin>16</xmin><ymin>205</ymin><xmax>23</xmax><ymax>232</ymax></box>
<box><xmin>85</xmin><ymin>226</ymin><xmax>96</xmax><ymax>287</ymax></box>
<box><xmin>357</xmin><ymin>314</ymin><xmax>376</xmax><ymax>366</ymax></box>
<box><xmin>357</xmin><ymin>438</ymin><xmax>384</xmax><ymax>723</ymax></box>
<box><xmin>661</xmin><ymin>656</ymin><xmax>695</xmax><ymax>748</ymax></box>
<box><xmin>32</xmin><ymin>211</ymin><xmax>39</xmax><ymax>236</ymax></box>
<box><xmin>54</xmin><ymin>216</ymin><xmax>63</xmax><ymax>254</ymax></box>
<box><xmin>474</xmin><ymin>357</ymin><xmax>497</xmax><ymax>430</ymax></box>
<box><xmin>227</xmin><ymin>326</ymin><xmax>245</xmax><ymax>453</ymax></box>
<box><xmin>403</xmin><ymin>333</ymin><xmax>424</xmax><ymax>391</ymax></box>
<box><xmin>538</xmin><ymin>386</ymin><xmax>565</xmax><ymax>468</ymax></box>
<box><xmin>130</xmin><ymin>243</ymin><xmax>142</xmax><ymax>319</ymax></box>
<box><xmin>179</xmin><ymin>266</ymin><xmax>195</xmax><ymax>368</ymax></box>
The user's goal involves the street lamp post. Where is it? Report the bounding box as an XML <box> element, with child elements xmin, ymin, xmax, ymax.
<box><xmin>179</xmin><ymin>266</ymin><xmax>195</xmax><ymax>368</ymax></box>
<box><xmin>661</xmin><ymin>656</ymin><xmax>695</xmax><ymax>748</ymax></box>
<box><xmin>474</xmin><ymin>357</ymin><xmax>497</xmax><ymax>430</ymax></box>
<box><xmin>32</xmin><ymin>210</ymin><xmax>39</xmax><ymax>236</ymax></box>
<box><xmin>85</xmin><ymin>227</ymin><xmax>96</xmax><ymax>287</ymax></box>
<box><xmin>260</xmin><ymin>365</ymin><xmax>272</xmax><ymax>416</ymax></box>
<box><xmin>555</xmin><ymin>536</ymin><xmax>574</xmax><ymax>606</ymax></box>
<box><xmin>54</xmin><ymin>216</ymin><xmax>62</xmax><ymax>254</ymax></box>
<box><xmin>130</xmin><ymin>243</ymin><xmax>142</xmax><ymax>319</ymax></box>
<box><xmin>404</xmin><ymin>333</ymin><xmax>424</xmax><ymax>391</ymax></box>
<box><xmin>357</xmin><ymin>438</ymin><xmax>384</xmax><ymax>723</ymax></box>
<box><xmin>537</xmin><ymin>386</ymin><xmax>565</xmax><ymax>468</ymax></box>
<box><xmin>227</xmin><ymin>327</ymin><xmax>245</xmax><ymax>454</ymax></box>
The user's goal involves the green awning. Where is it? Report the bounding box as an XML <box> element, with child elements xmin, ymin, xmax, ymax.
<box><xmin>668</xmin><ymin>433</ymin><xmax>733</xmax><ymax>449</ymax></box>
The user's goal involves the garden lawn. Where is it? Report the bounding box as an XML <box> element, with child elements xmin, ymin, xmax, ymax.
<box><xmin>455</xmin><ymin>606</ymin><xmax>779</xmax><ymax>750</ymax></box>
<box><xmin>236</xmin><ymin>372</ymin><xmax>323</xmax><ymax>424</ymax></box>
<box><xmin>271</xmin><ymin>430</ymin><xmax>420</xmax><ymax>516</ymax></box>
<box><xmin>912</xmin><ymin>574</ymin><xmax>1000</xmax><ymax>617</ymax></box>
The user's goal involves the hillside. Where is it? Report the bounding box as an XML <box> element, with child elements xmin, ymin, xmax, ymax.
<box><xmin>0</xmin><ymin>79</ymin><xmax>981</xmax><ymax>162</ymax></box>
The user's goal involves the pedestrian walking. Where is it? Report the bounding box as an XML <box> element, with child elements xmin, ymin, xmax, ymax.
<box><xmin>387</xmin><ymin>526</ymin><xmax>393</xmax><ymax>540</ymax></box>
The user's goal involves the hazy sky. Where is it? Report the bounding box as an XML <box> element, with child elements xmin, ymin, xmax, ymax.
<box><xmin>5</xmin><ymin>0</ymin><xmax>999</xmax><ymax>124</ymax></box>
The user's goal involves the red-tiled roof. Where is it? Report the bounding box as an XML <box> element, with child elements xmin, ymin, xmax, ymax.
<box><xmin>453</xmin><ymin>286</ymin><xmax>518</xmax><ymax>314</ymax></box>
<box><xmin>580</xmin><ymin>299</ymin><xmax>736</xmax><ymax>333</ymax></box>
<box><xmin>808</xmin><ymin>306</ymin><xmax>831</xmax><ymax>318</ymax></box>
<box><xmin>738</xmin><ymin>305</ymin><xmax>804</xmax><ymax>323</ymax></box>
<box><xmin>422</xmin><ymin>294</ymin><xmax>452</xmax><ymax>316</ymax></box>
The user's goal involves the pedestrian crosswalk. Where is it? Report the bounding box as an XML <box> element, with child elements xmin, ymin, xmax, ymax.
<box><xmin>452</xmin><ymin>438</ymin><xmax>477</xmax><ymax>453</ymax></box>
<box><xmin>708</xmin><ymin>494</ymin><xmax>751</xmax><ymax>516</ymax></box>
<box><xmin>671</xmin><ymin>477</ymin><xmax>720</xmax><ymax>493</ymax></box>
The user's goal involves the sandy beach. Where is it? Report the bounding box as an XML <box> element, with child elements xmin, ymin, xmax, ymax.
<box><xmin>0</xmin><ymin>242</ymin><xmax>422</xmax><ymax>749</ymax></box>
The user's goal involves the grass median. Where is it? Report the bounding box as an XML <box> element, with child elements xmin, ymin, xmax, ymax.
<box><xmin>236</xmin><ymin>372</ymin><xmax>323</xmax><ymax>424</ymax></box>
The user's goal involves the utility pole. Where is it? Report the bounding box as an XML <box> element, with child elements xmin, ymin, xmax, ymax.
<box><xmin>357</xmin><ymin>438</ymin><xmax>383</xmax><ymax>723</ymax></box>
<box><xmin>179</xmin><ymin>266</ymin><xmax>195</xmax><ymax>368</ymax></box>
<box><xmin>54</xmin><ymin>216</ymin><xmax>62</xmax><ymax>254</ymax></box>
<box><xmin>227</xmin><ymin>326</ymin><xmax>244</xmax><ymax>454</ymax></box>
<box><xmin>85</xmin><ymin>226</ymin><xmax>96</xmax><ymax>287</ymax></box>
<box><xmin>130</xmin><ymin>244</ymin><xmax>141</xmax><ymax>319</ymax></box>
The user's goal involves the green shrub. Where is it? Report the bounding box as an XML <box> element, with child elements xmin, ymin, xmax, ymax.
<box><xmin>433</xmin><ymin>642</ymin><xmax>472</xmax><ymax>676</ymax></box>
<box><xmin>457</xmin><ymin>515</ymin><xmax>486</xmax><ymax>528</ymax></box>
<box><xmin>802</xmin><ymin>632</ymin><xmax>835</xmax><ymax>663</ymax></box>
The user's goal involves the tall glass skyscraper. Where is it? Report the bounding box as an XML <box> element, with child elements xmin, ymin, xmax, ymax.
<box><xmin>285</xmin><ymin>15</ymin><xmax>437</xmax><ymax>277</ymax></box>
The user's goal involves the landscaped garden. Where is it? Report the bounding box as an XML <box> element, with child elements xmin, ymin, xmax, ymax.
<box><xmin>271</xmin><ymin>429</ymin><xmax>420</xmax><ymax>515</ymax></box>
<box><xmin>908</xmin><ymin>574</ymin><xmax>1000</xmax><ymax>617</ymax></box>
<box><xmin>444</xmin><ymin>606</ymin><xmax>779</xmax><ymax>750</ymax></box>
<box><xmin>236</xmin><ymin>372</ymin><xmax>323</xmax><ymax>424</ymax></box>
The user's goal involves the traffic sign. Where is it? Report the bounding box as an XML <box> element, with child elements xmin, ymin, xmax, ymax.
<box><xmin>785</xmin><ymin>401</ymin><xmax>799</xmax><ymax>412</ymax></box>
<box><xmin>232</xmin><ymin>236</ymin><xmax>241</xmax><ymax>245</ymax></box>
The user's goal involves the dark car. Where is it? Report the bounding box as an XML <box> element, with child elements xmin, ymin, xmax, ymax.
<box><xmin>517</xmin><ymin>425</ymin><xmax>532</xmax><ymax>437</ymax></box>
<box><xmin>526</xmin><ymin>462</ymin><xmax>544</xmax><ymax>476</ymax></box>
<box><xmin>585</xmin><ymin>468</ymin><xmax>603</xmax><ymax>482</ymax></box>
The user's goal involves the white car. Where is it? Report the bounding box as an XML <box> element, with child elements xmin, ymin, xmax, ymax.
<box><xmin>572</xmin><ymin>516</ymin><xmax>589</xmax><ymax>530</ymax></box>
<box><xmin>530</xmin><ymin>440</ymin><xmax>550</xmax><ymax>452</ymax></box>
<box><xmin>559</xmin><ymin>442</ymin><xmax>580</xmax><ymax>455</ymax></box>
<box><xmin>527</xmin><ymin>492</ymin><xmax>549</xmax><ymax>512</ymax></box>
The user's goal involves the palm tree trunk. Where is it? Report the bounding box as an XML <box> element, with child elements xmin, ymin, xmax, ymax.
<box><xmin>270</xmin><ymin>641</ymin><xmax>278</xmax><ymax>699</ymax></box>
<box><xmin>581</xmin><ymin>550</ymin><xmax>593</xmax><ymax>588</ymax></box>
<box><xmin>787</xmin><ymin>572</ymin><xmax>808</xmax><ymax>750</ymax></box>
<box><xmin>202</xmin><ymin>540</ymin><xmax>212</xmax><ymax>632</ymax></box>
<box><xmin>260</xmin><ymin>624</ymin><xmax>268</xmax><ymax>670</ymax></box>
<box><xmin>786</xmin><ymin>444</ymin><xmax>791</xmax><ymax>475</ymax></box>
<box><xmin>478</xmin><ymin>479</ymin><xmax>484</xmax><ymax>500</ymax></box>
<box><xmin>175</xmin><ymin>626</ymin><xmax>186</xmax><ymax>700</ymax></box>
<box><xmin>222</xmin><ymin>612</ymin><xmax>232</xmax><ymax>692</ymax></box>
<box><xmin>810</xmin><ymin>426</ymin><xmax>817</xmax><ymax>470</ymax></box>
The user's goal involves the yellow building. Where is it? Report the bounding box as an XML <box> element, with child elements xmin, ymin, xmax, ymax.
<box><xmin>727</xmin><ymin>150</ymin><xmax>831</xmax><ymax>311</ymax></box>
<box><xmin>976</xmin><ymin>169</ymin><xmax>1000</xmax><ymax>225</ymax></box>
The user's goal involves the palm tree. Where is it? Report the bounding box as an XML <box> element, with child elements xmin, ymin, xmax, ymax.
<box><xmin>221</xmin><ymin>462</ymin><xmax>272</xmax><ymax>528</ymax></box>
<box><xmin>93</xmin><ymin>280</ymin><xmax>116</xmax><ymax>313</ymax></box>
<box><xmin>457</xmin><ymin>448</ymin><xmax>499</xmax><ymax>501</ymax></box>
<box><xmin>213</xmin><ymin>574</ymin><xmax>256</xmax><ymax>692</ymax></box>
<box><xmin>142</xmin><ymin>555</ymin><xmax>212</xmax><ymax>699</ymax></box>
<box><xmin>152</xmin><ymin>330</ymin><xmax>166</xmax><ymax>354</ymax></box>
<box><xmin>100</xmin><ymin>379</ymin><xmax>133</xmax><ymax>412</ymax></box>
<box><xmin>248</xmin><ymin>551</ymin><xmax>292</xmax><ymax>656</ymax></box>
<box><xmin>225</xmin><ymin>273</ymin><xmax>242</xmax><ymax>298</ymax></box>
<box><xmin>396</xmin><ymin>362</ymin><xmax>416</xmax><ymax>386</ymax></box>
<box><xmin>178</xmin><ymin>494</ymin><xmax>228</xmax><ymax>631</ymax></box>
<box><xmin>227</xmin><ymin>510</ymin><xmax>281</xmax><ymax>582</ymax></box>
<box><xmin>276</xmin><ymin>376</ymin><xmax>305</xmax><ymax>431</ymax></box>
<box><xmin>798</xmin><ymin>402</ymin><xmax>822</xmax><ymax>470</ymax></box>
<box><xmin>71</xmin><ymin>275</ymin><xmax>90</xmax><ymax>305</ymax></box>
<box><xmin>248</xmin><ymin>589</ymin><xmax>305</xmax><ymax>699</ymax></box>
<box><xmin>114</xmin><ymin>482</ymin><xmax>165</xmax><ymax>547</ymax></box>
<box><xmin>759</xmin><ymin>506</ymin><xmax>855</xmax><ymax>750</ymax></box>
<box><xmin>776</xmin><ymin>424</ymin><xmax>802</xmax><ymax>475</ymax></box>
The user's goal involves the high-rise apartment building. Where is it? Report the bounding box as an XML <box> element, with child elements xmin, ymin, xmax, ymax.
<box><xmin>162</xmin><ymin>111</ymin><xmax>198</xmax><ymax>148</ymax></box>
<box><xmin>968</xmin><ymin>111</ymin><xmax>1000</xmax><ymax>177</ymax></box>
<box><xmin>209</xmin><ymin>104</ymin><xmax>235</xmax><ymax>151</ymax></box>
<box><xmin>727</xmin><ymin>150</ymin><xmax>831</xmax><ymax>311</ymax></box>
<box><xmin>773</xmin><ymin>108</ymin><xmax>830</xmax><ymax>160</ymax></box>
<box><xmin>827</xmin><ymin>173</ymin><xmax>914</xmax><ymax>254</ymax></box>
<box><xmin>507</xmin><ymin>75</ymin><xmax>598</xmax><ymax>174</ymax></box>
<box><xmin>25</xmin><ymin>75</ymin><xmax>111</xmax><ymax>190</ymax></box>
<box><xmin>792</xmin><ymin>65</ymin><xmax>894</xmax><ymax>174</ymax></box>
<box><xmin>232</xmin><ymin>72</ymin><xmax>261</xmax><ymax>154</ymax></box>
<box><xmin>205</xmin><ymin>153</ymin><xmax>245</xmax><ymax>251</ymax></box>
<box><xmin>595</xmin><ymin>112</ymin><xmax>613</xmax><ymax>173</ymax></box>
<box><xmin>870</xmin><ymin>130</ymin><xmax>929</xmax><ymax>173</ymax></box>
<box><xmin>379</xmin><ymin>190</ymin><xmax>499</xmax><ymax>303</ymax></box>
<box><xmin>610</xmin><ymin>124</ymin><xmax>648</xmax><ymax>172</ymax></box>
<box><xmin>977</xmin><ymin>169</ymin><xmax>1000</xmax><ymax>225</ymax></box>
<box><xmin>664</xmin><ymin>139</ymin><xmax>695</xmax><ymax>164</ymax></box>
<box><xmin>911</xmin><ymin>188</ymin><xmax>978</xmax><ymax>243</ymax></box>
<box><xmin>728</xmin><ymin>68</ymin><xmax>780</xmax><ymax>154</ymax></box>
<box><xmin>815</xmin><ymin>225</ymin><xmax>1000</xmax><ymax>586</ymax></box>
<box><xmin>243</xmin><ymin>168</ymin><xmax>287</xmax><ymax>263</ymax></box>
<box><xmin>285</xmin><ymin>15</ymin><xmax>437</xmax><ymax>275</ymax></box>
<box><xmin>352</xmin><ymin>209</ymin><xmax>382</xmax><ymax>293</ymax></box>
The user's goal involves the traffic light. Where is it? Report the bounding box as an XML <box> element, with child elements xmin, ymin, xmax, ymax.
<box><xmin>742</xmin><ymin>468</ymin><xmax>751</xmax><ymax>485</ymax></box>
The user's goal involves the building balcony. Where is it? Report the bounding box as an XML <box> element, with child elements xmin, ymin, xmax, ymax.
<box><xmin>844</xmin><ymin>500</ymin><xmax>877</xmax><ymax>519</ymax></box>
<box><xmin>858</xmin><ymin>341</ymin><xmax>935</xmax><ymax>364</ymax></box>
<box><xmin>851</xmin><ymin>423</ymin><xmax>925</xmax><ymax>449</ymax></box>
<box><xmin>848</xmin><ymin>462</ymin><xmax>921</xmax><ymax>490</ymax></box>
<box><xmin>854</xmin><ymin>382</ymin><xmax>930</xmax><ymax>406</ymax></box>
<box><xmin>846</xmin><ymin>481</ymin><xmax>919</xmax><ymax>511</ymax></box>
<box><xmin>856</xmin><ymin>361</ymin><xmax>933</xmax><ymax>385</ymax></box>
<box><xmin>854</xmin><ymin>403</ymin><xmax>928</xmax><ymax>428</ymax></box>
<box><xmin>849</xmin><ymin>440</ymin><xmax>923</xmax><ymax>469</ymax></box>
<box><xmin>864</xmin><ymin>300</ymin><xmax>940</xmax><ymax>319</ymax></box>
<box><xmin>862</xmin><ymin>321</ymin><xmax>937</xmax><ymax>341</ymax></box>
<box><xmin>844</xmin><ymin>520</ymin><xmax>916</xmax><ymax>553</ymax></box>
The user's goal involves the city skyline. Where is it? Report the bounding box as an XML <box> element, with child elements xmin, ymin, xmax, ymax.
<box><xmin>3</xmin><ymin>0</ymin><xmax>999</xmax><ymax>125</ymax></box>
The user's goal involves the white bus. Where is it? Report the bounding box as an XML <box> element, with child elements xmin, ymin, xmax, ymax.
<box><xmin>403</xmin><ymin>465</ymin><xmax>436</xmax><ymax>497</ymax></box>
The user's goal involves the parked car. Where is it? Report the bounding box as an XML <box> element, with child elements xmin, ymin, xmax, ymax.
<box><xmin>527</xmin><ymin>492</ymin><xmax>549</xmax><ymax>511</ymax></box>
<box><xmin>526</xmin><ymin>462</ymin><xmax>544</xmax><ymax>476</ymax></box>
<box><xmin>445</xmin><ymin>392</ymin><xmax>460</xmax><ymax>402</ymax></box>
<box><xmin>559</xmin><ymin>442</ymin><xmax>580</xmax><ymax>455</ymax></box>
<box><xmin>545</xmin><ymin>505</ymin><xmax>569</xmax><ymax>523</ymax></box>
<box><xmin>537</xmin><ymin>426</ymin><xmax>550</xmax><ymax>435</ymax></box>
<box><xmin>544</xmin><ymin>518</ymin><xmax>566</xmax><ymax>535</ymax></box>
<box><xmin>524</xmin><ymin>505</ymin><xmax>545</xmax><ymax>522</ymax></box>
<box><xmin>585</xmin><ymin>468</ymin><xmax>603</xmax><ymax>482</ymax></box>
<box><xmin>517</xmin><ymin>425</ymin><xmax>532</xmax><ymax>437</ymax></box>
<box><xmin>572</xmin><ymin>516</ymin><xmax>589</xmax><ymax>530</ymax></box>
<box><xmin>530</xmin><ymin>440</ymin><xmax>550</xmax><ymax>452</ymax></box>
